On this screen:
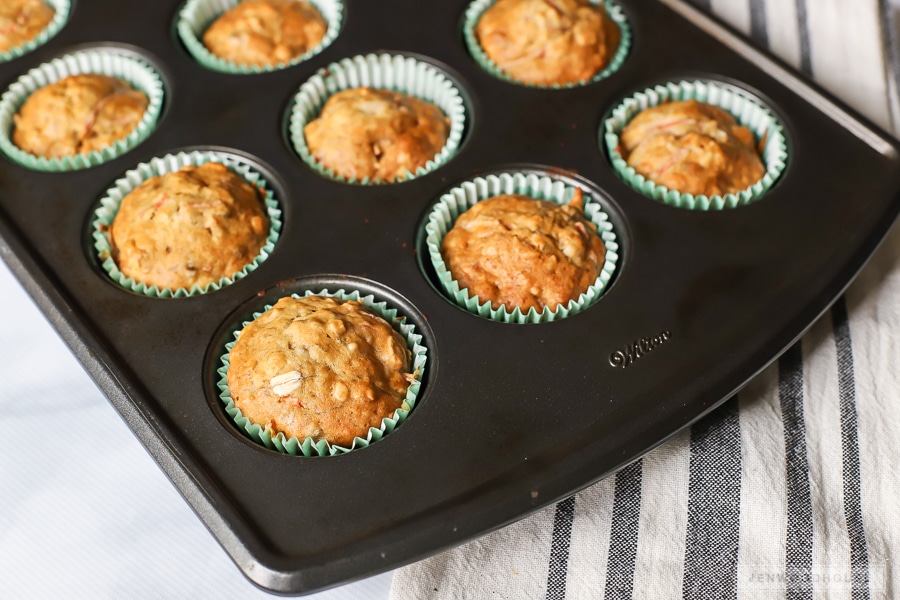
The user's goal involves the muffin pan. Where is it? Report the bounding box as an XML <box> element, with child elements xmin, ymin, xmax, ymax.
<box><xmin>2</xmin><ymin>0</ymin><xmax>900</xmax><ymax>595</ymax></box>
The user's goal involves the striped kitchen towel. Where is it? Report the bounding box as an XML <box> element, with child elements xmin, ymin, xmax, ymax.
<box><xmin>391</xmin><ymin>0</ymin><xmax>900</xmax><ymax>598</ymax></box>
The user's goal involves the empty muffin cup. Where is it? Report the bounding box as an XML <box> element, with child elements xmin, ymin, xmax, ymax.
<box><xmin>91</xmin><ymin>149</ymin><xmax>282</xmax><ymax>298</ymax></box>
<box><xmin>217</xmin><ymin>288</ymin><xmax>428</xmax><ymax>456</ymax></box>
<box><xmin>425</xmin><ymin>170</ymin><xmax>620</xmax><ymax>324</ymax></box>
<box><xmin>602</xmin><ymin>79</ymin><xmax>789</xmax><ymax>210</ymax></box>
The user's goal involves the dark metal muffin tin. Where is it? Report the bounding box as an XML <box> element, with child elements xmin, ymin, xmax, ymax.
<box><xmin>2</xmin><ymin>0</ymin><xmax>899</xmax><ymax>595</ymax></box>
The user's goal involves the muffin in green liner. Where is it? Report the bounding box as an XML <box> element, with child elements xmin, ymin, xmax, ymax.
<box><xmin>463</xmin><ymin>0</ymin><xmax>631</xmax><ymax>89</ymax></box>
<box><xmin>425</xmin><ymin>171</ymin><xmax>619</xmax><ymax>324</ymax></box>
<box><xmin>0</xmin><ymin>0</ymin><xmax>70</xmax><ymax>63</ymax></box>
<box><xmin>0</xmin><ymin>48</ymin><xmax>165</xmax><ymax>171</ymax></box>
<box><xmin>288</xmin><ymin>52</ymin><xmax>467</xmax><ymax>185</ymax></box>
<box><xmin>92</xmin><ymin>150</ymin><xmax>282</xmax><ymax>298</ymax></box>
<box><xmin>177</xmin><ymin>0</ymin><xmax>343</xmax><ymax>74</ymax></box>
<box><xmin>602</xmin><ymin>79</ymin><xmax>789</xmax><ymax>210</ymax></box>
<box><xmin>217</xmin><ymin>289</ymin><xmax>428</xmax><ymax>456</ymax></box>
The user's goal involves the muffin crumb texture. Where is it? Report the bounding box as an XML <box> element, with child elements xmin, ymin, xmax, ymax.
<box><xmin>441</xmin><ymin>191</ymin><xmax>605</xmax><ymax>313</ymax></box>
<box><xmin>304</xmin><ymin>87</ymin><xmax>450</xmax><ymax>182</ymax></box>
<box><xmin>109</xmin><ymin>162</ymin><xmax>269</xmax><ymax>291</ymax></box>
<box><xmin>620</xmin><ymin>99</ymin><xmax>766</xmax><ymax>197</ymax></box>
<box><xmin>227</xmin><ymin>295</ymin><xmax>413</xmax><ymax>447</ymax></box>
<box><xmin>13</xmin><ymin>74</ymin><xmax>148</xmax><ymax>159</ymax></box>
<box><xmin>475</xmin><ymin>0</ymin><xmax>620</xmax><ymax>85</ymax></box>
<box><xmin>0</xmin><ymin>0</ymin><xmax>54</xmax><ymax>53</ymax></box>
<box><xmin>202</xmin><ymin>0</ymin><xmax>327</xmax><ymax>67</ymax></box>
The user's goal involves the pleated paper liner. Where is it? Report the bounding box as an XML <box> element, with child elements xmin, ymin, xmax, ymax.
<box><xmin>177</xmin><ymin>0</ymin><xmax>343</xmax><ymax>74</ymax></box>
<box><xmin>463</xmin><ymin>0</ymin><xmax>631</xmax><ymax>89</ymax></box>
<box><xmin>0</xmin><ymin>0</ymin><xmax>70</xmax><ymax>63</ymax></box>
<box><xmin>603</xmin><ymin>79</ymin><xmax>789</xmax><ymax>210</ymax></box>
<box><xmin>0</xmin><ymin>47</ymin><xmax>165</xmax><ymax>171</ymax></box>
<box><xmin>92</xmin><ymin>149</ymin><xmax>282</xmax><ymax>298</ymax></box>
<box><xmin>425</xmin><ymin>170</ymin><xmax>620</xmax><ymax>324</ymax></box>
<box><xmin>217</xmin><ymin>288</ymin><xmax>428</xmax><ymax>456</ymax></box>
<box><xmin>288</xmin><ymin>52</ymin><xmax>467</xmax><ymax>185</ymax></box>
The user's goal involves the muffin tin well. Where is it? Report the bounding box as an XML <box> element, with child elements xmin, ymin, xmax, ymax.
<box><xmin>2</xmin><ymin>0</ymin><xmax>899</xmax><ymax>595</ymax></box>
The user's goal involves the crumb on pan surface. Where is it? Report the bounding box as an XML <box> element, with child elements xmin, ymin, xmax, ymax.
<box><xmin>619</xmin><ymin>99</ymin><xmax>766</xmax><ymax>197</ymax></box>
<box><xmin>0</xmin><ymin>0</ymin><xmax>54</xmax><ymax>53</ymax></box>
<box><xmin>202</xmin><ymin>0</ymin><xmax>327</xmax><ymax>67</ymax></box>
<box><xmin>109</xmin><ymin>162</ymin><xmax>269</xmax><ymax>291</ymax></box>
<box><xmin>226</xmin><ymin>295</ymin><xmax>414</xmax><ymax>447</ymax></box>
<box><xmin>475</xmin><ymin>0</ymin><xmax>620</xmax><ymax>85</ymax></box>
<box><xmin>303</xmin><ymin>87</ymin><xmax>450</xmax><ymax>182</ymax></box>
<box><xmin>441</xmin><ymin>190</ymin><xmax>606</xmax><ymax>313</ymax></box>
<box><xmin>12</xmin><ymin>74</ymin><xmax>148</xmax><ymax>159</ymax></box>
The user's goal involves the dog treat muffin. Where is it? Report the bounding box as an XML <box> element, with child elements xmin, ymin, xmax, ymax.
<box><xmin>475</xmin><ymin>0</ymin><xmax>620</xmax><ymax>86</ymax></box>
<box><xmin>441</xmin><ymin>190</ymin><xmax>605</xmax><ymax>313</ymax></box>
<box><xmin>202</xmin><ymin>0</ymin><xmax>327</xmax><ymax>67</ymax></box>
<box><xmin>303</xmin><ymin>87</ymin><xmax>450</xmax><ymax>182</ymax></box>
<box><xmin>0</xmin><ymin>0</ymin><xmax>55</xmax><ymax>54</ymax></box>
<box><xmin>12</xmin><ymin>74</ymin><xmax>149</xmax><ymax>159</ymax></box>
<box><xmin>108</xmin><ymin>162</ymin><xmax>269</xmax><ymax>290</ymax></box>
<box><xmin>226</xmin><ymin>295</ymin><xmax>414</xmax><ymax>447</ymax></box>
<box><xmin>619</xmin><ymin>99</ymin><xmax>766</xmax><ymax>197</ymax></box>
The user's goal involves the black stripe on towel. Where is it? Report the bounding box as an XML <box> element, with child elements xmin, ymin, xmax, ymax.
<box><xmin>545</xmin><ymin>496</ymin><xmax>576</xmax><ymax>600</ymax></box>
<box><xmin>779</xmin><ymin>342</ymin><xmax>814</xmax><ymax>600</ymax></box>
<box><xmin>749</xmin><ymin>0</ymin><xmax>769</xmax><ymax>47</ymax></box>
<box><xmin>832</xmin><ymin>297</ymin><xmax>871</xmax><ymax>600</ymax></box>
<box><xmin>795</xmin><ymin>0</ymin><xmax>813</xmax><ymax>74</ymax></box>
<box><xmin>603</xmin><ymin>460</ymin><xmax>643</xmax><ymax>600</ymax></box>
<box><xmin>682</xmin><ymin>397</ymin><xmax>742</xmax><ymax>600</ymax></box>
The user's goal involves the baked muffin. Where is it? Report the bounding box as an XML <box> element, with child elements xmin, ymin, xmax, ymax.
<box><xmin>441</xmin><ymin>190</ymin><xmax>605</xmax><ymax>313</ymax></box>
<box><xmin>619</xmin><ymin>99</ymin><xmax>766</xmax><ymax>197</ymax></box>
<box><xmin>109</xmin><ymin>162</ymin><xmax>269</xmax><ymax>290</ymax></box>
<box><xmin>227</xmin><ymin>295</ymin><xmax>414</xmax><ymax>447</ymax></box>
<box><xmin>202</xmin><ymin>0</ymin><xmax>327</xmax><ymax>67</ymax></box>
<box><xmin>475</xmin><ymin>0</ymin><xmax>620</xmax><ymax>86</ymax></box>
<box><xmin>303</xmin><ymin>87</ymin><xmax>450</xmax><ymax>182</ymax></box>
<box><xmin>0</xmin><ymin>0</ymin><xmax>55</xmax><ymax>54</ymax></box>
<box><xmin>13</xmin><ymin>74</ymin><xmax>148</xmax><ymax>159</ymax></box>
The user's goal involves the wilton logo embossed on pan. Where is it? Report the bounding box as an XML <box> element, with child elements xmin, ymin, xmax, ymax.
<box><xmin>609</xmin><ymin>331</ymin><xmax>672</xmax><ymax>368</ymax></box>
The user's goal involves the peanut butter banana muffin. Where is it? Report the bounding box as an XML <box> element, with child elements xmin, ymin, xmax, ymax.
<box><xmin>227</xmin><ymin>295</ymin><xmax>414</xmax><ymax>447</ymax></box>
<box><xmin>109</xmin><ymin>162</ymin><xmax>269</xmax><ymax>291</ymax></box>
<box><xmin>441</xmin><ymin>190</ymin><xmax>605</xmax><ymax>313</ymax></box>
<box><xmin>303</xmin><ymin>87</ymin><xmax>450</xmax><ymax>182</ymax></box>
<box><xmin>12</xmin><ymin>74</ymin><xmax>148</xmax><ymax>159</ymax></box>
<box><xmin>619</xmin><ymin>99</ymin><xmax>766</xmax><ymax>197</ymax></box>
<box><xmin>475</xmin><ymin>0</ymin><xmax>620</xmax><ymax>86</ymax></box>
<box><xmin>202</xmin><ymin>0</ymin><xmax>327</xmax><ymax>67</ymax></box>
<box><xmin>0</xmin><ymin>0</ymin><xmax>54</xmax><ymax>53</ymax></box>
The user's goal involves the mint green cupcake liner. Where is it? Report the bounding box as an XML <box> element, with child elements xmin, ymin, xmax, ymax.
<box><xmin>92</xmin><ymin>150</ymin><xmax>282</xmax><ymax>298</ymax></box>
<box><xmin>426</xmin><ymin>171</ymin><xmax>620</xmax><ymax>324</ymax></box>
<box><xmin>463</xmin><ymin>0</ymin><xmax>631</xmax><ymax>89</ymax></box>
<box><xmin>603</xmin><ymin>80</ymin><xmax>789</xmax><ymax>210</ymax></box>
<box><xmin>0</xmin><ymin>0</ymin><xmax>70</xmax><ymax>63</ymax></box>
<box><xmin>177</xmin><ymin>0</ymin><xmax>343</xmax><ymax>74</ymax></box>
<box><xmin>0</xmin><ymin>47</ymin><xmax>165</xmax><ymax>171</ymax></box>
<box><xmin>289</xmin><ymin>52</ymin><xmax>467</xmax><ymax>185</ymax></box>
<box><xmin>217</xmin><ymin>289</ymin><xmax>428</xmax><ymax>456</ymax></box>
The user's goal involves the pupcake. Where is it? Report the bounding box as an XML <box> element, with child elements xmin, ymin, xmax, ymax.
<box><xmin>226</xmin><ymin>295</ymin><xmax>415</xmax><ymax>447</ymax></box>
<box><xmin>303</xmin><ymin>87</ymin><xmax>451</xmax><ymax>182</ymax></box>
<box><xmin>0</xmin><ymin>0</ymin><xmax>55</xmax><ymax>54</ymax></box>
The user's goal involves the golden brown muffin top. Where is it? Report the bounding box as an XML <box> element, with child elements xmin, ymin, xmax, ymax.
<box><xmin>109</xmin><ymin>162</ymin><xmax>269</xmax><ymax>291</ymax></box>
<box><xmin>0</xmin><ymin>0</ymin><xmax>55</xmax><ymax>53</ymax></box>
<box><xmin>202</xmin><ymin>0</ymin><xmax>327</xmax><ymax>67</ymax></box>
<box><xmin>13</xmin><ymin>74</ymin><xmax>148</xmax><ymax>159</ymax></box>
<box><xmin>441</xmin><ymin>191</ymin><xmax>606</xmax><ymax>313</ymax></box>
<box><xmin>620</xmin><ymin>100</ymin><xmax>766</xmax><ymax>197</ymax></box>
<box><xmin>227</xmin><ymin>295</ymin><xmax>414</xmax><ymax>447</ymax></box>
<box><xmin>303</xmin><ymin>87</ymin><xmax>450</xmax><ymax>182</ymax></box>
<box><xmin>475</xmin><ymin>0</ymin><xmax>620</xmax><ymax>86</ymax></box>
